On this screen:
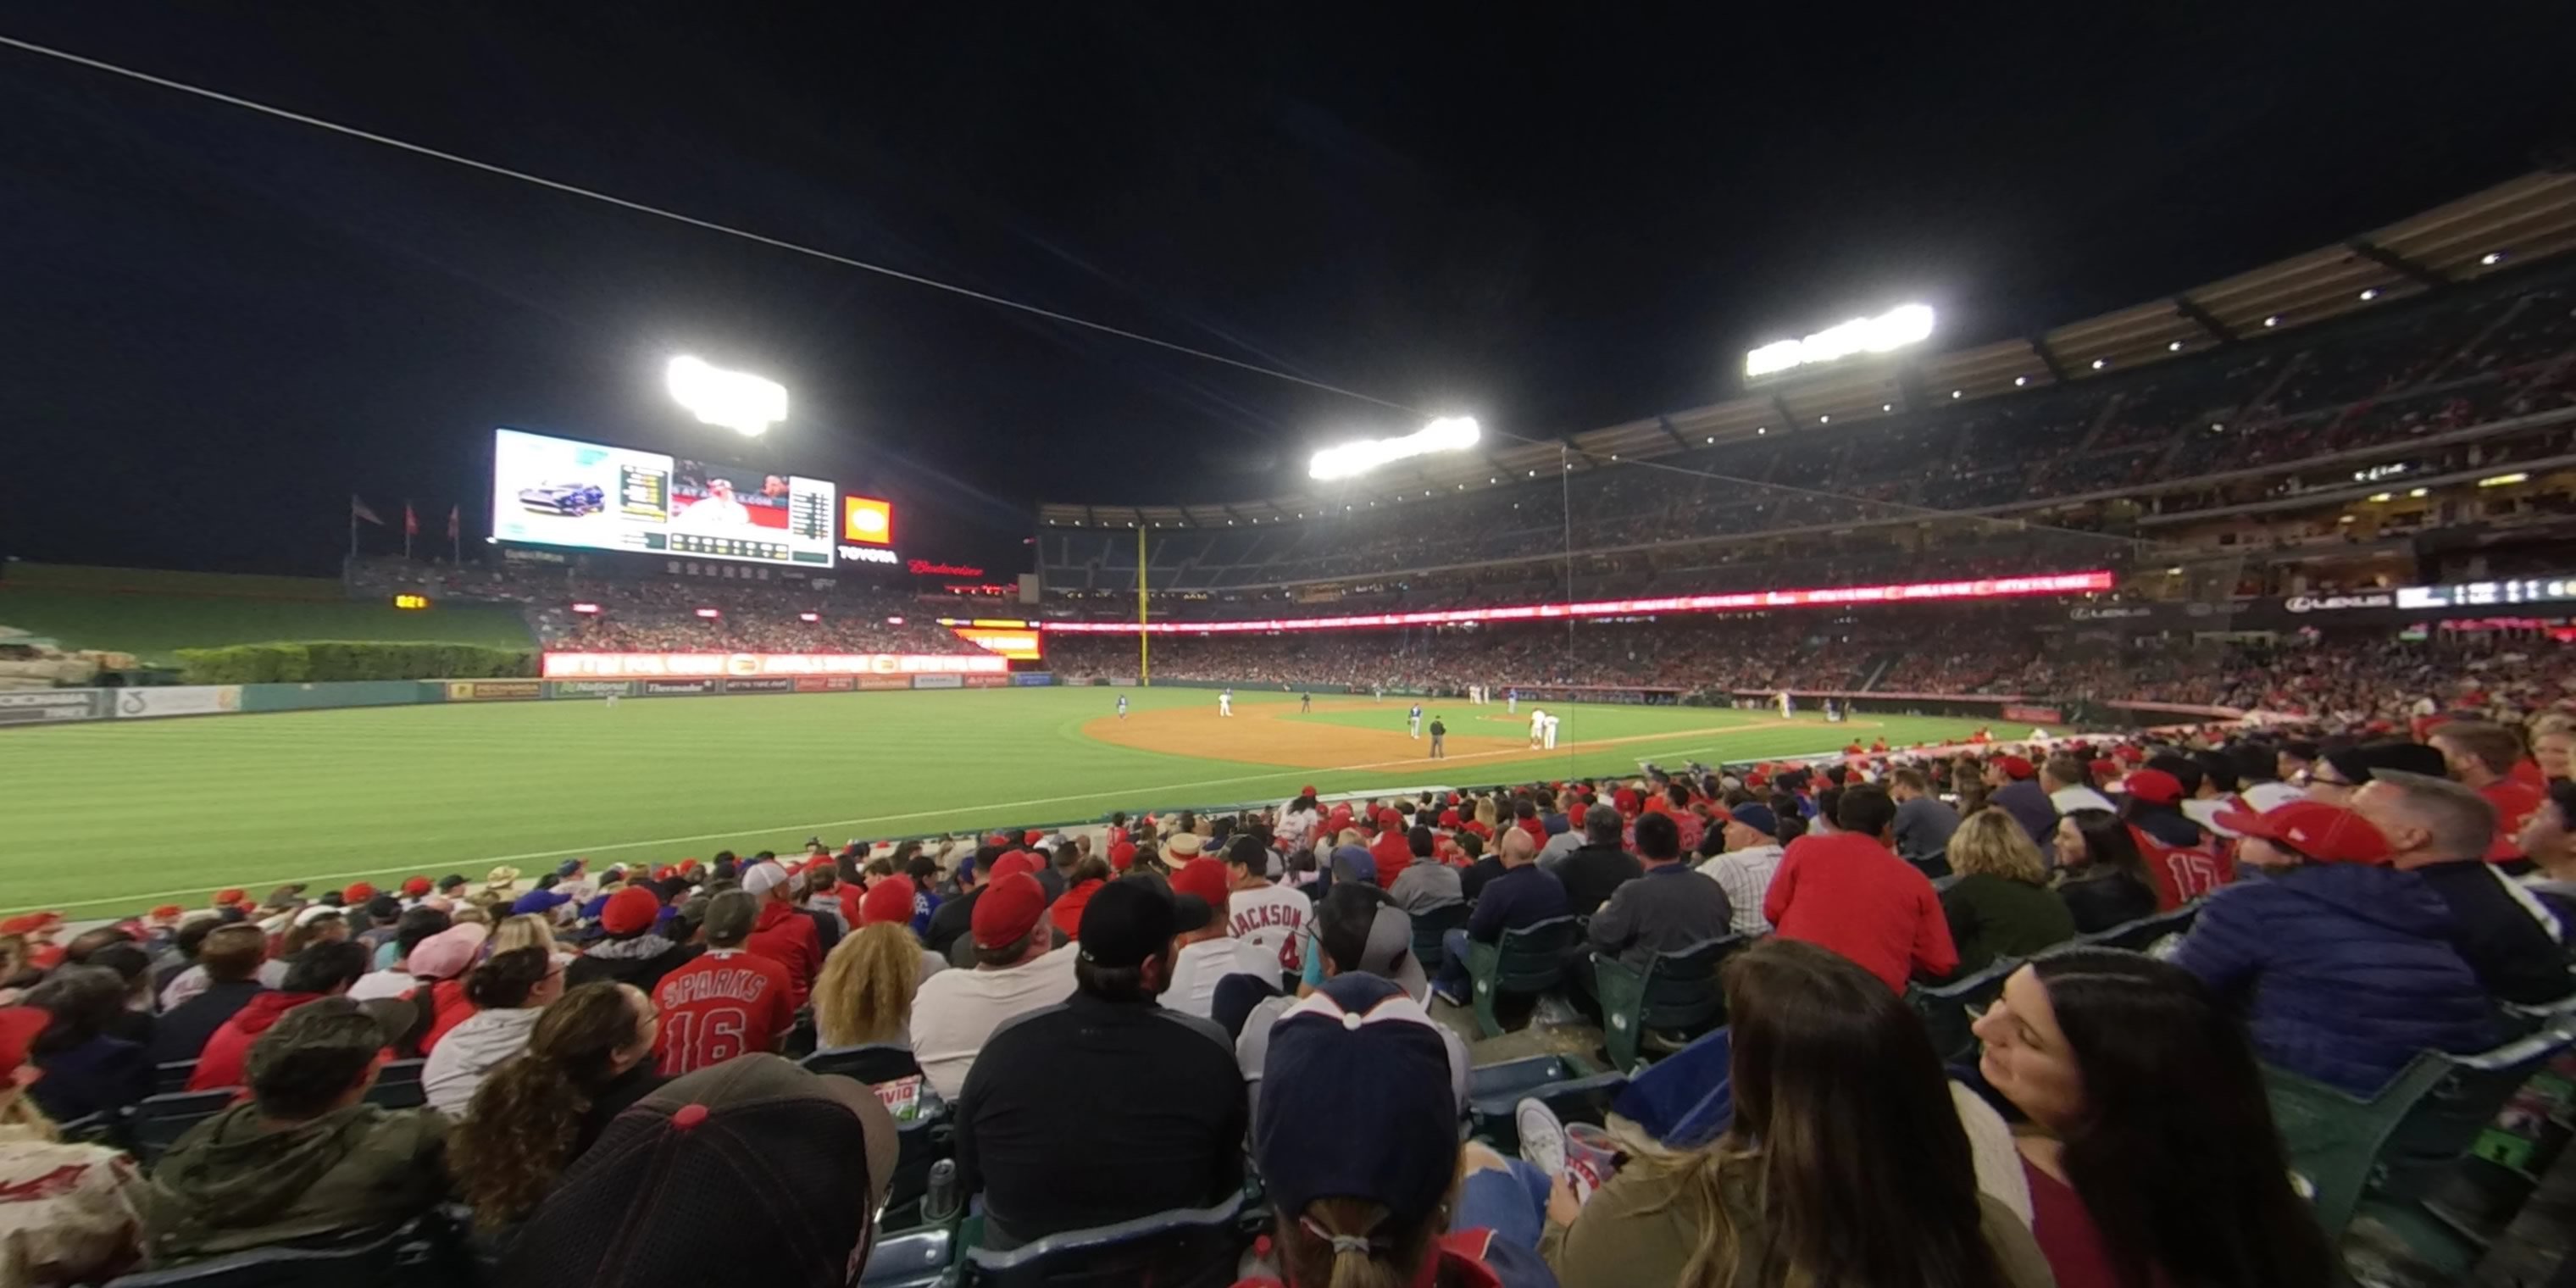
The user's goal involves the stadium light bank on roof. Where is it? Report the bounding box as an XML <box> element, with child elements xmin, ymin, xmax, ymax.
<box><xmin>1744</xmin><ymin>303</ymin><xmax>1935</xmax><ymax>381</ymax></box>
<box><xmin>1045</xmin><ymin>569</ymin><xmax>2113</xmax><ymax>634</ymax></box>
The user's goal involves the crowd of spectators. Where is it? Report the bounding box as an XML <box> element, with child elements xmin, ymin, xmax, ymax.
<box><xmin>349</xmin><ymin>558</ymin><xmax>994</xmax><ymax>657</ymax></box>
<box><xmin>7</xmin><ymin>686</ymin><xmax>2573</xmax><ymax>1285</ymax></box>
<box><xmin>1041</xmin><ymin>274</ymin><xmax>2576</xmax><ymax>601</ymax></box>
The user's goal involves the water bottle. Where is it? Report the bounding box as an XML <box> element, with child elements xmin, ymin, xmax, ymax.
<box><xmin>924</xmin><ymin>1159</ymin><xmax>961</xmax><ymax>1224</ymax></box>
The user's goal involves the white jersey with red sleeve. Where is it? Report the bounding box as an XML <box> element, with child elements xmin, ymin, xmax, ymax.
<box><xmin>650</xmin><ymin>947</ymin><xmax>798</xmax><ymax>1076</ymax></box>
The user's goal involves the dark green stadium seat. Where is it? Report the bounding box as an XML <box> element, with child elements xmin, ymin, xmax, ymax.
<box><xmin>1408</xmin><ymin>903</ymin><xmax>1468</xmax><ymax>975</ymax></box>
<box><xmin>2265</xmin><ymin>1016</ymin><xmax>2576</xmax><ymax>1275</ymax></box>
<box><xmin>2074</xmin><ymin>902</ymin><xmax>2200</xmax><ymax>952</ymax></box>
<box><xmin>1596</xmin><ymin>935</ymin><xmax>1745</xmax><ymax>1073</ymax></box>
<box><xmin>1466</xmin><ymin>914</ymin><xmax>1578</xmax><ymax>1038</ymax></box>
<box><xmin>958</xmin><ymin>1192</ymin><xmax>1247</xmax><ymax>1288</ymax></box>
<box><xmin>130</xmin><ymin>1089</ymin><xmax>235</xmax><ymax>1167</ymax></box>
<box><xmin>1907</xmin><ymin>956</ymin><xmax>2020</xmax><ymax>1064</ymax></box>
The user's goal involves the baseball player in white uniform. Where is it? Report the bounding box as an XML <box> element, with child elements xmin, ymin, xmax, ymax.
<box><xmin>1528</xmin><ymin>707</ymin><xmax>1546</xmax><ymax>748</ymax></box>
<box><xmin>1542</xmin><ymin>713</ymin><xmax>1561</xmax><ymax>750</ymax></box>
<box><xmin>1219</xmin><ymin>688</ymin><xmax>1233</xmax><ymax>717</ymax></box>
<box><xmin>1408</xmin><ymin>703</ymin><xmax>1423</xmax><ymax>739</ymax></box>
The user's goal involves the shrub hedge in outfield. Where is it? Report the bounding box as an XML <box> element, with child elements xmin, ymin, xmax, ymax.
<box><xmin>175</xmin><ymin>641</ymin><xmax>536</xmax><ymax>684</ymax></box>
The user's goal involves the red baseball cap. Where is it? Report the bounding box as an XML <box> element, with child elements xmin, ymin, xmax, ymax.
<box><xmin>1108</xmin><ymin>839</ymin><xmax>1137</xmax><ymax>872</ymax></box>
<box><xmin>1995</xmin><ymin>755</ymin><xmax>2036</xmax><ymax>780</ymax></box>
<box><xmin>988</xmin><ymin>850</ymin><xmax>1045</xmax><ymax>884</ymax></box>
<box><xmin>344</xmin><ymin>882</ymin><xmax>377</xmax><ymax>904</ymax></box>
<box><xmin>401</xmin><ymin>876</ymin><xmax>434</xmax><ymax>897</ymax></box>
<box><xmin>1024</xmin><ymin>830</ymin><xmax>1046</xmax><ymax>847</ymax></box>
<box><xmin>214</xmin><ymin>888</ymin><xmax>247</xmax><ymax>906</ymax></box>
<box><xmin>2123</xmin><ymin>769</ymin><xmax>2185</xmax><ymax>806</ymax></box>
<box><xmin>148</xmin><ymin>904</ymin><xmax>184</xmax><ymax>921</ymax></box>
<box><xmin>600</xmin><ymin>886</ymin><xmax>663</xmax><ymax>935</ymax></box>
<box><xmin>1301</xmin><ymin>786</ymin><xmax>1317</xmax><ymax>798</ymax></box>
<box><xmin>2212</xmin><ymin>800</ymin><xmax>2391</xmax><ymax>866</ymax></box>
<box><xmin>0</xmin><ymin>915</ymin><xmax>41</xmax><ymax>935</ymax></box>
<box><xmin>1169</xmin><ymin>855</ymin><xmax>1231</xmax><ymax>910</ymax></box>
<box><xmin>971</xmin><ymin>872</ymin><xmax>1049</xmax><ymax>950</ymax></box>
<box><xmin>1439</xmin><ymin>808</ymin><xmax>1462</xmax><ymax>828</ymax></box>
<box><xmin>860</xmin><ymin>875</ymin><xmax>916</xmax><ymax>926</ymax></box>
<box><xmin>0</xmin><ymin>1008</ymin><xmax>51</xmax><ymax>1082</ymax></box>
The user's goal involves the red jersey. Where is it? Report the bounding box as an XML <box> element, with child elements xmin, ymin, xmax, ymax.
<box><xmin>1369</xmin><ymin>830</ymin><xmax>1413</xmax><ymax>889</ymax></box>
<box><xmin>2127</xmin><ymin>824</ymin><xmax>2234</xmax><ymax>910</ymax></box>
<box><xmin>651</xmin><ymin>948</ymin><xmax>797</xmax><ymax>1076</ymax></box>
<box><xmin>2479</xmin><ymin>779</ymin><xmax>2546</xmax><ymax>862</ymax></box>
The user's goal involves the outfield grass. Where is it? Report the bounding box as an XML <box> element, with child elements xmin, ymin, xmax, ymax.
<box><xmin>0</xmin><ymin>687</ymin><xmax>2005</xmax><ymax>916</ymax></box>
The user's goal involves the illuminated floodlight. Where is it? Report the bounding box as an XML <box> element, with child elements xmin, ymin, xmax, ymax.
<box><xmin>1744</xmin><ymin>304</ymin><xmax>1934</xmax><ymax>380</ymax></box>
<box><xmin>1744</xmin><ymin>303</ymin><xmax>1934</xmax><ymax>380</ymax></box>
<box><xmin>2090</xmin><ymin>358</ymin><xmax>2108</xmax><ymax>370</ymax></box>
<box><xmin>667</xmin><ymin>356</ymin><xmax>787</xmax><ymax>437</ymax></box>
<box><xmin>2481</xmin><ymin>252</ymin><xmax>2506</xmax><ymax>266</ymax></box>
<box><xmin>2408</xmin><ymin>487</ymin><xmax>2428</xmax><ymax>497</ymax></box>
<box><xmin>2358</xmin><ymin>288</ymin><xmax>2379</xmax><ymax>301</ymax></box>
<box><xmin>2262</xmin><ymin>315</ymin><xmax>2280</xmax><ymax>327</ymax></box>
<box><xmin>2167</xmin><ymin>341</ymin><xmax>2185</xmax><ymax>352</ymax></box>
<box><xmin>1307</xmin><ymin>415</ymin><xmax>1480</xmax><ymax>481</ymax></box>
<box><xmin>2013</xmin><ymin>376</ymin><xmax>2029</xmax><ymax>387</ymax></box>
<box><xmin>2479</xmin><ymin>472</ymin><xmax>2529</xmax><ymax>488</ymax></box>
<box><xmin>1950</xmin><ymin>389</ymin><xmax>1963</xmax><ymax>398</ymax></box>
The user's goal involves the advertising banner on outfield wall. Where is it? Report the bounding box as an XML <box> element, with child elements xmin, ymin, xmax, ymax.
<box><xmin>794</xmin><ymin>676</ymin><xmax>856</xmax><ymax>693</ymax></box>
<box><xmin>964</xmin><ymin>675</ymin><xmax>1009</xmax><ymax>688</ymax></box>
<box><xmin>548</xmin><ymin>680</ymin><xmax>636</xmax><ymax>699</ymax></box>
<box><xmin>725</xmin><ymin>678</ymin><xmax>797</xmax><ymax>694</ymax></box>
<box><xmin>641</xmin><ymin>679</ymin><xmax>717</xmax><ymax>696</ymax></box>
<box><xmin>541</xmin><ymin>651</ymin><xmax>1009</xmax><ymax>679</ymax></box>
<box><xmin>1013</xmin><ymin>673</ymin><xmax>1054</xmax><ymax>686</ymax></box>
<box><xmin>113</xmin><ymin>686</ymin><xmax>243</xmax><ymax>719</ymax></box>
<box><xmin>858</xmin><ymin>675</ymin><xmax>913</xmax><ymax>691</ymax></box>
<box><xmin>446</xmin><ymin>680</ymin><xmax>545</xmax><ymax>701</ymax></box>
<box><xmin>2001</xmin><ymin>704</ymin><xmax>2065</xmax><ymax>724</ymax></box>
<box><xmin>913</xmin><ymin>674</ymin><xmax>964</xmax><ymax>690</ymax></box>
<box><xmin>0</xmin><ymin>689</ymin><xmax>103</xmax><ymax>724</ymax></box>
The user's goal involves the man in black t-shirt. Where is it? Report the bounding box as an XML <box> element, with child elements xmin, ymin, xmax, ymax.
<box><xmin>954</xmin><ymin>879</ymin><xmax>1245</xmax><ymax>1247</ymax></box>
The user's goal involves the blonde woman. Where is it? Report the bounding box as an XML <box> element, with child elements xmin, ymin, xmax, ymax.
<box><xmin>2529</xmin><ymin>712</ymin><xmax>2575</xmax><ymax>784</ymax></box>
<box><xmin>491</xmin><ymin>913</ymin><xmax>575</xmax><ymax>969</ymax></box>
<box><xmin>805</xmin><ymin>918</ymin><xmax>926</xmax><ymax>1087</ymax></box>
<box><xmin>1940</xmin><ymin>809</ymin><xmax>2075</xmax><ymax>975</ymax></box>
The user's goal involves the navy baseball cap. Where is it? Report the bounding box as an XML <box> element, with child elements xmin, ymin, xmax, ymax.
<box><xmin>1255</xmin><ymin>974</ymin><xmax>1457</xmax><ymax>1226</ymax></box>
<box><xmin>1729</xmin><ymin>803</ymin><xmax>1778</xmax><ymax>835</ymax></box>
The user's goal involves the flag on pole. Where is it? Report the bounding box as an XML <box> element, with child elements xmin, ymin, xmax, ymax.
<box><xmin>351</xmin><ymin>496</ymin><xmax>384</xmax><ymax>525</ymax></box>
<box><xmin>446</xmin><ymin>505</ymin><xmax>460</xmax><ymax>540</ymax></box>
<box><xmin>403</xmin><ymin>502</ymin><xmax>419</xmax><ymax>537</ymax></box>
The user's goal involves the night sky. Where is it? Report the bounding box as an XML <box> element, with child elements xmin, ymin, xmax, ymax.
<box><xmin>3</xmin><ymin>5</ymin><xmax>2571</xmax><ymax>577</ymax></box>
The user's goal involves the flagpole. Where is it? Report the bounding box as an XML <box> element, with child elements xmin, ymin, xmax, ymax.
<box><xmin>347</xmin><ymin>499</ymin><xmax>358</xmax><ymax>565</ymax></box>
<box><xmin>451</xmin><ymin>506</ymin><xmax>462</xmax><ymax>565</ymax></box>
<box><xmin>403</xmin><ymin>501</ymin><xmax>414</xmax><ymax>560</ymax></box>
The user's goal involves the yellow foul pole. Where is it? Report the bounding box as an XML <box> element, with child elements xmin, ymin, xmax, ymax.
<box><xmin>1137</xmin><ymin>525</ymin><xmax>1150</xmax><ymax>686</ymax></box>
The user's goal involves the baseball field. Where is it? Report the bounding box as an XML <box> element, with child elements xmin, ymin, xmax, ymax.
<box><xmin>0</xmin><ymin>686</ymin><xmax>2018</xmax><ymax>917</ymax></box>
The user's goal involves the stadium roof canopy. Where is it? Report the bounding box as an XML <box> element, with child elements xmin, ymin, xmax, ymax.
<box><xmin>1040</xmin><ymin>169</ymin><xmax>2576</xmax><ymax>530</ymax></box>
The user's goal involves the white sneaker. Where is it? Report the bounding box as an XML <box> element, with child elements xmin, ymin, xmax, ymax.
<box><xmin>1516</xmin><ymin>1096</ymin><xmax>1568</xmax><ymax>1178</ymax></box>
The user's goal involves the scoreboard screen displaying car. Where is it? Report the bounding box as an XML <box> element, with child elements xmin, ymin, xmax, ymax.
<box><xmin>491</xmin><ymin>428</ymin><xmax>836</xmax><ymax>566</ymax></box>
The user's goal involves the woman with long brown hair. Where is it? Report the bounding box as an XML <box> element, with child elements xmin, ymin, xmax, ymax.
<box><xmin>1974</xmin><ymin>948</ymin><xmax>2337</xmax><ymax>1288</ymax></box>
<box><xmin>450</xmin><ymin>981</ymin><xmax>660</xmax><ymax>1229</ymax></box>
<box><xmin>1545</xmin><ymin>939</ymin><xmax>2050</xmax><ymax>1288</ymax></box>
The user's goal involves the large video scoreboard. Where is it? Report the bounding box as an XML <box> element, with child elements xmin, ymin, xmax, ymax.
<box><xmin>491</xmin><ymin>428</ymin><xmax>837</xmax><ymax>567</ymax></box>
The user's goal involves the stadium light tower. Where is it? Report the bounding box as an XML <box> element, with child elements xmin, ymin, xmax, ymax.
<box><xmin>667</xmin><ymin>355</ymin><xmax>787</xmax><ymax>437</ymax></box>
<box><xmin>1307</xmin><ymin>415</ymin><xmax>1480</xmax><ymax>481</ymax></box>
